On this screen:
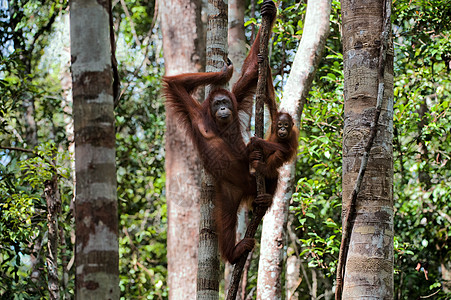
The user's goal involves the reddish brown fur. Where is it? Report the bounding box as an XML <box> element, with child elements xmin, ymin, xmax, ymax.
<box><xmin>162</xmin><ymin>0</ymin><xmax>277</xmax><ymax>264</ymax></box>
<box><xmin>248</xmin><ymin>71</ymin><xmax>298</xmax><ymax>195</ymax></box>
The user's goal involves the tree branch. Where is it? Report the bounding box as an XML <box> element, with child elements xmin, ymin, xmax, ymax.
<box><xmin>0</xmin><ymin>146</ymin><xmax>34</xmax><ymax>154</ymax></box>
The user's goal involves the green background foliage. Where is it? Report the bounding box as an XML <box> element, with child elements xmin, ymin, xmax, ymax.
<box><xmin>0</xmin><ymin>0</ymin><xmax>450</xmax><ymax>299</ymax></box>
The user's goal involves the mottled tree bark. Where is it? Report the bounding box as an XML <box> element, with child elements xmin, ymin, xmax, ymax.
<box><xmin>228</xmin><ymin>0</ymin><xmax>250</xmax><ymax>144</ymax></box>
<box><xmin>160</xmin><ymin>0</ymin><xmax>205</xmax><ymax>299</ymax></box>
<box><xmin>256</xmin><ymin>0</ymin><xmax>331</xmax><ymax>298</ymax></box>
<box><xmin>339</xmin><ymin>0</ymin><xmax>394</xmax><ymax>298</ymax></box>
<box><xmin>70</xmin><ymin>0</ymin><xmax>119</xmax><ymax>298</ymax></box>
<box><xmin>224</xmin><ymin>0</ymin><xmax>248</xmax><ymax>296</ymax></box>
<box><xmin>197</xmin><ymin>1</ymin><xmax>228</xmax><ymax>299</ymax></box>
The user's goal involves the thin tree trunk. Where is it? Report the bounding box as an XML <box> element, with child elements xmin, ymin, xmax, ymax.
<box><xmin>286</xmin><ymin>219</ymin><xmax>303</xmax><ymax>299</ymax></box>
<box><xmin>70</xmin><ymin>0</ymin><xmax>119</xmax><ymax>298</ymax></box>
<box><xmin>441</xmin><ymin>257</ymin><xmax>451</xmax><ymax>293</ymax></box>
<box><xmin>197</xmin><ymin>1</ymin><xmax>228</xmax><ymax>299</ymax></box>
<box><xmin>256</xmin><ymin>0</ymin><xmax>331</xmax><ymax>298</ymax></box>
<box><xmin>44</xmin><ymin>167</ymin><xmax>61</xmax><ymax>300</ymax></box>
<box><xmin>60</xmin><ymin>227</ymin><xmax>70</xmax><ymax>300</ymax></box>
<box><xmin>338</xmin><ymin>0</ymin><xmax>394</xmax><ymax>298</ymax></box>
<box><xmin>160</xmin><ymin>0</ymin><xmax>205</xmax><ymax>299</ymax></box>
<box><xmin>227</xmin><ymin>2</ymin><xmax>274</xmax><ymax>297</ymax></box>
<box><xmin>30</xmin><ymin>230</ymin><xmax>45</xmax><ymax>285</ymax></box>
<box><xmin>224</xmin><ymin>0</ymin><xmax>248</xmax><ymax>296</ymax></box>
<box><xmin>311</xmin><ymin>269</ymin><xmax>318</xmax><ymax>300</ymax></box>
<box><xmin>417</xmin><ymin>99</ymin><xmax>431</xmax><ymax>189</ymax></box>
<box><xmin>228</xmin><ymin>0</ymin><xmax>250</xmax><ymax>144</ymax></box>
<box><xmin>60</xmin><ymin>14</ymin><xmax>74</xmax><ymax>300</ymax></box>
<box><xmin>22</xmin><ymin>97</ymin><xmax>37</xmax><ymax>148</ymax></box>
<box><xmin>286</xmin><ymin>249</ymin><xmax>301</xmax><ymax>299</ymax></box>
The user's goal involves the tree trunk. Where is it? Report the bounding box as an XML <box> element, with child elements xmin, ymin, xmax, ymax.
<box><xmin>22</xmin><ymin>98</ymin><xmax>37</xmax><ymax>148</ymax></box>
<box><xmin>340</xmin><ymin>0</ymin><xmax>394</xmax><ymax>298</ymax></box>
<box><xmin>44</xmin><ymin>169</ymin><xmax>61</xmax><ymax>300</ymax></box>
<box><xmin>228</xmin><ymin>0</ymin><xmax>251</xmax><ymax>144</ymax></box>
<box><xmin>60</xmin><ymin>14</ymin><xmax>74</xmax><ymax>300</ymax></box>
<box><xmin>224</xmin><ymin>0</ymin><xmax>248</xmax><ymax>296</ymax></box>
<box><xmin>256</xmin><ymin>0</ymin><xmax>331</xmax><ymax>298</ymax></box>
<box><xmin>442</xmin><ymin>258</ymin><xmax>451</xmax><ymax>293</ymax></box>
<box><xmin>160</xmin><ymin>0</ymin><xmax>205</xmax><ymax>299</ymax></box>
<box><xmin>286</xmin><ymin>248</ymin><xmax>301</xmax><ymax>299</ymax></box>
<box><xmin>197</xmin><ymin>1</ymin><xmax>228</xmax><ymax>299</ymax></box>
<box><xmin>70</xmin><ymin>0</ymin><xmax>119</xmax><ymax>298</ymax></box>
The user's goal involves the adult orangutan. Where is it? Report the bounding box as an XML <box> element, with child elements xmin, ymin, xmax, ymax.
<box><xmin>163</xmin><ymin>0</ymin><xmax>277</xmax><ymax>264</ymax></box>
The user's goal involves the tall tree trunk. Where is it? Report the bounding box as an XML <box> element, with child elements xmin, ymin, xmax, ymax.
<box><xmin>228</xmin><ymin>0</ymin><xmax>250</xmax><ymax>144</ymax></box>
<box><xmin>339</xmin><ymin>0</ymin><xmax>394</xmax><ymax>298</ymax></box>
<box><xmin>256</xmin><ymin>0</ymin><xmax>331</xmax><ymax>298</ymax></box>
<box><xmin>60</xmin><ymin>15</ymin><xmax>74</xmax><ymax>299</ymax></box>
<box><xmin>197</xmin><ymin>1</ymin><xmax>228</xmax><ymax>299</ymax></box>
<box><xmin>160</xmin><ymin>0</ymin><xmax>205</xmax><ymax>299</ymax></box>
<box><xmin>224</xmin><ymin>0</ymin><xmax>248</xmax><ymax>296</ymax></box>
<box><xmin>70</xmin><ymin>0</ymin><xmax>119</xmax><ymax>298</ymax></box>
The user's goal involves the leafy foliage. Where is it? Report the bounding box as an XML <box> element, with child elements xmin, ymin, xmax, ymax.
<box><xmin>1</xmin><ymin>0</ymin><xmax>450</xmax><ymax>299</ymax></box>
<box><xmin>288</xmin><ymin>0</ymin><xmax>451</xmax><ymax>298</ymax></box>
<box><xmin>291</xmin><ymin>45</ymin><xmax>344</xmax><ymax>294</ymax></box>
<box><xmin>390</xmin><ymin>1</ymin><xmax>451</xmax><ymax>298</ymax></box>
<box><xmin>1</xmin><ymin>0</ymin><xmax>168</xmax><ymax>298</ymax></box>
<box><xmin>0</xmin><ymin>143</ymin><xmax>73</xmax><ymax>299</ymax></box>
<box><xmin>113</xmin><ymin>1</ymin><xmax>167</xmax><ymax>297</ymax></box>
